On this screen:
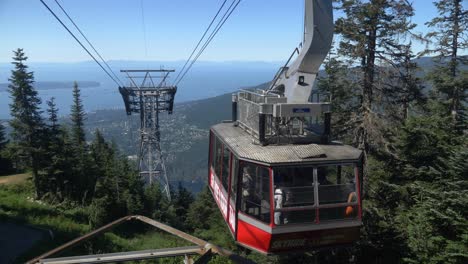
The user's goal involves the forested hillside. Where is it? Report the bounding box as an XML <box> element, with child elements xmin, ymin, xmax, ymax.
<box><xmin>0</xmin><ymin>0</ymin><xmax>466</xmax><ymax>263</ymax></box>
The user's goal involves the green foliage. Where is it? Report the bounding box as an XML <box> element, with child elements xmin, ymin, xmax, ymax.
<box><xmin>172</xmin><ymin>182</ymin><xmax>194</xmax><ymax>230</ymax></box>
<box><xmin>0</xmin><ymin>121</ymin><xmax>13</xmax><ymax>175</ymax></box>
<box><xmin>186</xmin><ymin>187</ymin><xmax>234</xmax><ymax>248</ymax></box>
<box><xmin>391</xmin><ymin>107</ymin><xmax>468</xmax><ymax>264</ymax></box>
<box><xmin>330</xmin><ymin>2</ymin><xmax>467</xmax><ymax>264</ymax></box>
<box><xmin>425</xmin><ymin>0</ymin><xmax>467</xmax><ymax>126</ymax></box>
<box><xmin>89</xmin><ymin>130</ymin><xmax>144</xmax><ymax>227</ymax></box>
<box><xmin>2</xmin><ymin>3</ymin><xmax>466</xmax><ymax>262</ymax></box>
<box><xmin>334</xmin><ymin>0</ymin><xmax>417</xmax><ymax>154</ymax></box>
<box><xmin>70</xmin><ymin>81</ymin><xmax>86</xmax><ymax>145</ymax></box>
<box><xmin>0</xmin><ymin>121</ymin><xmax>6</xmax><ymax>150</ymax></box>
<box><xmin>0</xmin><ymin>182</ymin><xmax>90</xmax><ymax>262</ymax></box>
<box><xmin>7</xmin><ymin>48</ymin><xmax>45</xmax><ymax>198</ymax></box>
<box><xmin>317</xmin><ymin>56</ymin><xmax>358</xmax><ymax>142</ymax></box>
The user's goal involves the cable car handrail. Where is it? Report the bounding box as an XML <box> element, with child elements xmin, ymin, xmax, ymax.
<box><xmin>239</xmin><ymin>89</ymin><xmax>281</xmax><ymax>98</ymax></box>
<box><xmin>279</xmin><ymin>185</ymin><xmax>315</xmax><ymax>189</ymax></box>
<box><xmin>317</xmin><ymin>201</ymin><xmax>359</xmax><ymax>209</ymax></box>
<box><xmin>238</xmin><ymin>96</ymin><xmax>261</xmax><ymax>106</ymax></box>
<box><xmin>275</xmin><ymin>205</ymin><xmax>316</xmax><ymax>212</ymax></box>
<box><xmin>318</xmin><ymin>183</ymin><xmax>355</xmax><ymax>186</ymax></box>
<box><xmin>245</xmin><ymin>200</ymin><xmax>270</xmax><ymax>209</ymax></box>
<box><xmin>275</xmin><ymin>201</ymin><xmax>358</xmax><ymax>212</ymax></box>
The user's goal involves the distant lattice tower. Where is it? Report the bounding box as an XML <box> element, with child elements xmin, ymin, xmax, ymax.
<box><xmin>119</xmin><ymin>69</ymin><xmax>176</xmax><ymax>200</ymax></box>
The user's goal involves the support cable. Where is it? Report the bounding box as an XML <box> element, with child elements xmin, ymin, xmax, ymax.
<box><xmin>53</xmin><ymin>0</ymin><xmax>124</xmax><ymax>87</ymax></box>
<box><xmin>175</xmin><ymin>0</ymin><xmax>241</xmax><ymax>86</ymax></box>
<box><xmin>39</xmin><ymin>0</ymin><xmax>122</xmax><ymax>87</ymax></box>
<box><xmin>140</xmin><ymin>0</ymin><xmax>148</xmax><ymax>60</ymax></box>
<box><xmin>172</xmin><ymin>0</ymin><xmax>229</xmax><ymax>84</ymax></box>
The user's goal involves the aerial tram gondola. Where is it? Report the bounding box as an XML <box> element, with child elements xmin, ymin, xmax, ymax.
<box><xmin>208</xmin><ymin>0</ymin><xmax>363</xmax><ymax>254</ymax></box>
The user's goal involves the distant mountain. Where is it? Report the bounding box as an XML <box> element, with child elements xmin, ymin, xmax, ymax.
<box><xmin>0</xmin><ymin>60</ymin><xmax>280</xmax><ymax>119</ymax></box>
<box><xmin>0</xmin><ymin>81</ymin><xmax>100</xmax><ymax>91</ymax></box>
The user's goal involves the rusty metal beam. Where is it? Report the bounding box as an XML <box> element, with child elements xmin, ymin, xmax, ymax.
<box><xmin>27</xmin><ymin>216</ymin><xmax>133</xmax><ymax>264</ymax></box>
<box><xmin>135</xmin><ymin>215</ymin><xmax>207</xmax><ymax>247</ymax></box>
<box><xmin>39</xmin><ymin>246</ymin><xmax>203</xmax><ymax>264</ymax></box>
<box><xmin>28</xmin><ymin>215</ymin><xmax>256</xmax><ymax>264</ymax></box>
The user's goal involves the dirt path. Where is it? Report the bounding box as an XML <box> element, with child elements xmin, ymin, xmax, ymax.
<box><xmin>0</xmin><ymin>173</ymin><xmax>30</xmax><ymax>185</ymax></box>
<box><xmin>0</xmin><ymin>222</ymin><xmax>46</xmax><ymax>263</ymax></box>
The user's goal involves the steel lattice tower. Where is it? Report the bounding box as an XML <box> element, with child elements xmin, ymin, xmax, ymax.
<box><xmin>119</xmin><ymin>70</ymin><xmax>176</xmax><ymax>200</ymax></box>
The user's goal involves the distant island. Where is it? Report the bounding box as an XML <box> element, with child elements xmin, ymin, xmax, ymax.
<box><xmin>0</xmin><ymin>81</ymin><xmax>100</xmax><ymax>91</ymax></box>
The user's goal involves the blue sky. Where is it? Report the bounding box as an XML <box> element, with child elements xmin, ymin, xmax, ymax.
<box><xmin>0</xmin><ymin>0</ymin><xmax>461</xmax><ymax>63</ymax></box>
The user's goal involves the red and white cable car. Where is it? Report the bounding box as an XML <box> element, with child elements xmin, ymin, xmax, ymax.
<box><xmin>208</xmin><ymin>0</ymin><xmax>364</xmax><ymax>254</ymax></box>
<box><xmin>208</xmin><ymin>122</ymin><xmax>363</xmax><ymax>253</ymax></box>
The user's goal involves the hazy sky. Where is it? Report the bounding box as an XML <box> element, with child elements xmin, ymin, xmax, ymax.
<box><xmin>0</xmin><ymin>0</ymin><xmax>461</xmax><ymax>63</ymax></box>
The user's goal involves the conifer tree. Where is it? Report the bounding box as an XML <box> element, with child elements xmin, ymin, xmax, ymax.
<box><xmin>68</xmin><ymin>82</ymin><xmax>95</xmax><ymax>203</ymax></box>
<box><xmin>8</xmin><ymin>48</ymin><xmax>45</xmax><ymax>198</ymax></box>
<box><xmin>335</xmin><ymin>0</ymin><xmax>416</xmax><ymax>154</ymax></box>
<box><xmin>425</xmin><ymin>0</ymin><xmax>467</xmax><ymax>127</ymax></box>
<box><xmin>70</xmin><ymin>81</ymin><xmax>86</xmax><ymax>146</ymax></box>
<box><xmin>384</xmin><ymin>44</ymin><xmax>425</xmax><ymax>122</ymax></box>
<box><xmin>317</xmin><ymin>56</ymin><xmax>358</xmax><ymax>141</ymax></box>
<box><xmin>0</xmin><ymin>121</ymin><xmax>7</xmax><ymax>150</ymax></box>
<box><xmin>47</xmin><ymin>97</ymin><xmax>59</xmax><ymax>134</ymax></box>
<box><xmin>392</xmin><ymin>109</ymin><xmax>467</xmax><ymax>264</ymax></box>
<box><xmin>0</xmin><ymin>121</ymin><xmax>11</xmax><ymax>175</ymax></box>
<box><xmin>173</xmin><ymin>183</ymin><xmax>194</xmax><ymax>229</ymax></box>
<box><xmin>43</xmin><ymin>97</ymin><xmax>69</xmax><ymax>200</ymax></box>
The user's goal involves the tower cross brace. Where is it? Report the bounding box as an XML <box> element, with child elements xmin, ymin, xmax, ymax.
<box><xmin>119</xmin><ymin>69</ymin><xmax>177</xmax><ymax>200</ymax></box>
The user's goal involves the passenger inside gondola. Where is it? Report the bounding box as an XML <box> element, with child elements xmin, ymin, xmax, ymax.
<box><xmin>240</xmin><ymin>164</ymin><xmax>270</xmax><ymax>224</ymax></box>
<box><xmin>318</xmin><ymin>165</ymin><xmax>358</xmax><ymax>220</ymax></box>
<box><xmin>274</xmin><ymin>167</ymin><xmax>315</xmax><ymax>225</ymax></box>
<box><xmin>273</xmin><ymin>165</ymin><xmax>358</xmax><ymax>225</ymax></box>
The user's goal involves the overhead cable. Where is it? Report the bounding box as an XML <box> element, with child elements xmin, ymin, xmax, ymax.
<box><xmin>53</xmin><ymin>0</ymin><xmax>124</xmax><ymax>86</ymax></box>
<box><xmin>174</xmin><ymin>0</ymin><xmax>242</xmax><ymax>86</ymax></box>
<box><xmin>39</xmin><ymin>0</ymin><xmax>122</xmax><ymax>87</ymax></box>
<box><xmin>173</xmin><ymin>0</ymin><xmax>229</xmax><ymax>84</ymax></box>
<box><xmin>53</xmin><ymin>0</ymin><xmax>124</xmax><ymax>87</ymax></box>
<box><xmin>140</xmin><ymin>0</ymin><xmax>148</xmax><ymax>60</ymax></box>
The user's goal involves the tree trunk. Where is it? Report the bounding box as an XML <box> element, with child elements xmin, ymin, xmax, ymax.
<box><xmin>32</xmin><ymin>160</ymin><xmax>41</xmax><ymax>200</ymax></box>
<box><xmin>359</xmin><ymin>26</ymin><xmax>377</xmax><ymax>154</ymax></box>
<box><xmin>450</xmin><ymin>0</ymin><xmax>460</xmax><ymax>119</ymax></box>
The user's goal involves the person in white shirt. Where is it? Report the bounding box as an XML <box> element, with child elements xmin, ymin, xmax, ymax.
<box><xmin>274</xmin><ymin>187</ymin><xmax>283</xmax><ymax>225</ymax></box>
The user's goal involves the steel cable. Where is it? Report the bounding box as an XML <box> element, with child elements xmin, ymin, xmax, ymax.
<box><xmin>39</xmin><ymin>0</ymin><xmax>122</xmax><ymax>87</ymax></box>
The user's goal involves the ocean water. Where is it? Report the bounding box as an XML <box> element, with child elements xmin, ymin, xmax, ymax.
<box><xmin>0</xmin><ymin>61</ymin><xmax>280</xmax><ymax>119</ymax></box>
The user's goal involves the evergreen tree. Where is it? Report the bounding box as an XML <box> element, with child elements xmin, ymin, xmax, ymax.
<box><xmin>8</xmin><ymin>48</ymin><xmax>45</xmax><ymax>198</ymax></box>
<box><xmin>89</xmin><ymin>130</ymin><xmax>144</xmax><ymax>227</ymax></box>
<box><xmin>335</xmin><ymin>0</ymin><xmax>416</xmax><ymax>154</ymax></box>
<box><xmin>425</xmin><ymin>0</ymin><xmax>467</xmax><ymax>128</ymax></box>
<box><xmin>42</xmin><ymin>97</ymin><xmax>70</xmax><ymax>201</ymax></box>
<box><xmin>173</xmin><ymin>183</ymin><xmax>194</xmax><ymax>229</ymax></box>
<box><xmin>186</xmin><ymin>187</ymin><xmax>235</xmax><ymax>249</ymax></box>
<box><xmin>0</xmin><ymin>122</ymin><xmax>6</xmax><ymax>150</ymax></box>
<box><xmin>392</xmin><ymin>107</ymin><xmax>468</xmax><ymax>264</ymax></box>
<box><xmin>47</xmin><ymin>97</ymin><xmax>59</xmax><ymax>134</ymax></box>
<box><xmin>70</xmin><ymin>81</ymin><xmax>86</xmax><ymax>146</ymax></box>
<box><xmin>383</xmin><ymin>44</ymin><xmax>426</xmax><ymax>122</ymax></box>
<box><xmin>68</xmin><ymin>82</ymin><xmax>95</xmax><ymax>203</ymax></box>
<box><xmin>0</xmin><ymin>121</ymin><xmax>12</xmax><ymax>175</ymax></box>
<box><xmin>317</xmin><ymin>55</ymin><xmax>359</xmax><ymax>142</ymax></box>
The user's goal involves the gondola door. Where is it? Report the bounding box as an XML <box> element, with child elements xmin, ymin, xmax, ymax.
<box><xmin>228</xmin><ymin>156</ymin><xmax>239</xmax><ymax>237</ymax></box>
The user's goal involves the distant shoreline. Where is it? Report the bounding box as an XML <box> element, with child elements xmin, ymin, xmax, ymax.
<box><xmin>0</xmin><ymin>81</ymin><xmax>100</xmax><ymax>91</ymax></box>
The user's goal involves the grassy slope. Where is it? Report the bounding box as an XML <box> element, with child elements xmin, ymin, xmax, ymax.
<box><xmin>0</xmin><ymin>182</ymin><xmax>199</xmax><ymax>263</ymax></box>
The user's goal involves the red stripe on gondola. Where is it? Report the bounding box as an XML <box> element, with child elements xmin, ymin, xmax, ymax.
<box><xmin>237</xmin><ymin>216</ymin><xmax>272</xmax><ymax>253</ymax></box>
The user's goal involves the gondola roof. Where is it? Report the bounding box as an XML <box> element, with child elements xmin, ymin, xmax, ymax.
<box><xmin>212</xmin><ymin>122</ymin><xmax>363</xmax><ymax>166</ymax></box>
